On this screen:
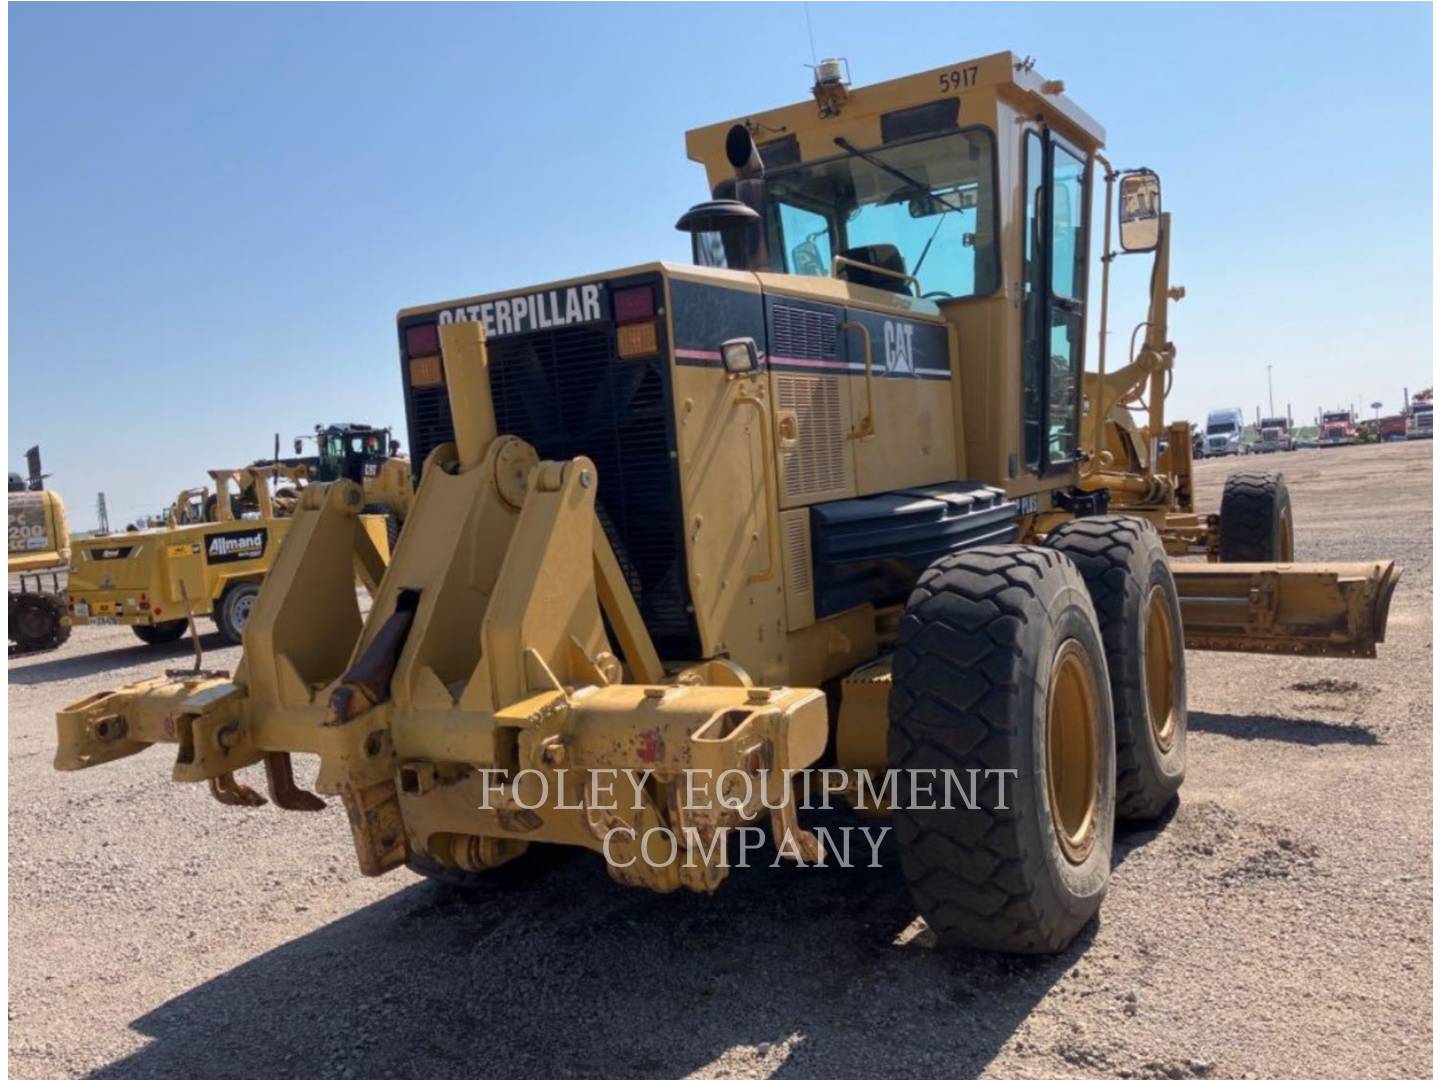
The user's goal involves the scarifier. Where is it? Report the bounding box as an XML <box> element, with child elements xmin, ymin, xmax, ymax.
<box><xmin>57</xmin><ymin>54</ymin><xmax>1399</xmax><ymax>953</ymax></box>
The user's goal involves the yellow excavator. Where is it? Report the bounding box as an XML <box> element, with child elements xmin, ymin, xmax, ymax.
<box><xmin>9</xmin><ymin>446</ymin><xmax>71</xmax><ymax>655</ymax></box>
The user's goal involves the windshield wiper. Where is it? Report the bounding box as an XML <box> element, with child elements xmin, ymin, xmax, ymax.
<box><xmin>832</xmin><ymin>137</ymin><xmax>969</xmax><ymax>216</ymax></box>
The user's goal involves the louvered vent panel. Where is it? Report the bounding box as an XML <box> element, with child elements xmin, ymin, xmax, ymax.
<box><xmin>775</xmin><ymin>373</ymin><xmax>849</xmax><ymax>502</ymax></box>
<box><xmin>771</xmin><ymin>304</ymin><xmax>837</xmax><ymax>360</ymax></box>
<box><xmin>780</xmin><ymin>508</ymin><xmax>815</xmax><ymax>631</ymax></box>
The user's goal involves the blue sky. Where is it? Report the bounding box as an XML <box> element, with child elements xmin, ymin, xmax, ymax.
<box><xmin>10</xmin><ymin>2</ymin><xmax>1432</xmax><ymax>530</ymax></box>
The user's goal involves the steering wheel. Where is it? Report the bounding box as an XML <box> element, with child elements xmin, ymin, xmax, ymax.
<box><xmin>922</xmin><ymin>290</ymin><xmax>952</xmax><ymax>301</ymax></box>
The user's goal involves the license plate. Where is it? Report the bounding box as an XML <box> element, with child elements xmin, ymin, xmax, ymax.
<box><xmin>92</xmin><ymin>616</ymin><xmax>118</xmax><ymax>626</ymax></box>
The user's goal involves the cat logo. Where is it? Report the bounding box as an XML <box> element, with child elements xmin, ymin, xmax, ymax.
<box><xmin>204</xmin><ymin>528</ymin><xmax>267</xmax><ymax>565</ymax></box>
<box><xmin>883</xmin><ymin>320</ymin><xmax>916</xmax><ymax>375</ymax></box>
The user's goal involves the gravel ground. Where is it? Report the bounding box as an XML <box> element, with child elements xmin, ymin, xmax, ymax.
<box><xmin>8</xmin><ymin>441</ymin><xmax>1432</xmax><ymax>1079</ymax></box>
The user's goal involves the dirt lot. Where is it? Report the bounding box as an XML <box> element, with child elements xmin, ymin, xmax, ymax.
<box><xmin>8</xmin><ymin>441</ymin><xmax>1432</xmax><ymax>1079</ymax></box>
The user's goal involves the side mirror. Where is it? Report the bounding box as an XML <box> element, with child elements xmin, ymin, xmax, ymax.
<box><xmin>1118</xmin><ymin>172</ymin><xmax>1161</xmax><ymax>252</ymax></box>
<box><xmin>293</xmin><ymin>437</ymin><xmax>303</xmax><ymax>455</ymax></box>
<box><xmin>790</xmin><ymin>239</ymin><xmax>824</xmax><ymax>276</ymax></box>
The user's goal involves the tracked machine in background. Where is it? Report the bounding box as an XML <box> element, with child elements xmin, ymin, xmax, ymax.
<box><xmin>58</xmin><ymin>54</ymin><xmax>1399</xmax><ymax>954</ymax></box>
<box><xmin>9</xmin><ymin>446</ymin><xmax>71</xmax><ymax>655</ymax></box>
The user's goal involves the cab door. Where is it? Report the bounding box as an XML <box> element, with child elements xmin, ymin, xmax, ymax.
<box><xmin>1020</xmin><ymin>129</ymin><xmax>1090</xmax><ymax>476</ymax></box>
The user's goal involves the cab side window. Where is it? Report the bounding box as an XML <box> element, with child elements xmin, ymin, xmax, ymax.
<box><xmin>775</xmin><ymin>201</ymin><xmax>833</xmax><ymax>276</ymax></box>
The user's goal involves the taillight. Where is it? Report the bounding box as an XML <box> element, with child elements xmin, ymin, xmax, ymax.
<box><xmin>409</xmin><ymin>355</ymin><xmax>444</xmax><ymax>388</ymax></box>
<box><xmin>613</xmin><ymin>285</ymin><xmax>655</xmax><ymax>324</ymax></box>
<box><xmin>405</xmin><ymin>324</ymin><xmax>439</xmax><ymax>357</ymax></box>
<box><xmin>612</xmin><ymin>285</ymin><xmax>659</xmax><ymax>359</ymax></box>
<box><xmin>405</xmin><ymin>324</ymin><xmax>445</xmax><ymax>388</ymax></box>
<box><xmin>617</xmin><ymin>322</ymin><xmax>659</xmax><ymax>359</ymax></box>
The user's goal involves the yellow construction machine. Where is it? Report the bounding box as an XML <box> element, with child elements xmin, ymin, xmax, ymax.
<box><xmin>9</xmin><ymin>446</ymin><xmax>71</xmax><ymax>655</ymax></box>
<box><xmin>266</xmin><ymin>423</ymin><xmax>415</xmax><ymax>544</ymax></box>
<box><xmin>57</xmin><ymin>54</ymin><xmax>1398</xmax><ymax>953</ymax></box>
<box><xmin>66</xmin><ymin>466</ymin><xmax>390</xmax><ymax>646</ymax></box>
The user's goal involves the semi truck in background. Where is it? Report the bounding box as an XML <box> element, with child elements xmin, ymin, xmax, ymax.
<box><xmin>1406</xmin><ymin>394</ymin><xmax>1432</xmax><ymax>440</ymax></box>
<box><xmin>1253</xmin><ymin>413</ymin><xmax>1296</xmax><ymax>453</ymax></box>
<box><xmin>1201</xmin><ymin>407</ymin><xmax>1246</xmax><ymax>457</ymax></box>
<box><xmin>1319</xmin><ymin>409</ymin><xmax>1358</xmax><ymax>447</ymax></box>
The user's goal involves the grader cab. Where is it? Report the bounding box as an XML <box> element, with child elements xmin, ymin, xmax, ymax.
<box><xmin>57</xmin><ymin>53</ymin><xmax>1398</xmax><ymax>954</ymax></box>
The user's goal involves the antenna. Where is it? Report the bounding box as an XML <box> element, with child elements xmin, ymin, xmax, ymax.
<box><xmin>802</xmin><ymin>1</ymin><xmax>818</xmax><ymax>65</ymax></box>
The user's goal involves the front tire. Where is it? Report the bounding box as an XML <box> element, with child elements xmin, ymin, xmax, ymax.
<box><xmin>1045</xmin><ymin>516</ymin><xmax>1186</xmax><ymax>820</ymax></box>
<box><xmin>215</xmin><ymin>581</ymin><xmax>261</xmax><ymax>644</ymax></box>
<box><xmin>888</xmin><ymin>546</ymin><xmax>1116</xmax><ymax>954</ymax></box>
<box><xmin>132</xmin><ymin>619</ymin><xmax>188</xmax><ymax>646</ymax></box>
<box><xmin>1218</xmin><ymin>471</ymin><xmax>1294</xmax><ymax>562</ymax></box>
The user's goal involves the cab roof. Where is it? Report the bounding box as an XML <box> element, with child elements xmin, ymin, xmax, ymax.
<box><xmin>685</xmin><ymin>51</ymin><xmax>1105</xmax><ymax>189</ymax></box>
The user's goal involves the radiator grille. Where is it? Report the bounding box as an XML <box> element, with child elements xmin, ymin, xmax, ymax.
<box><xmin>775</xmin><ymin>373</ymin><xmax>850</xmax><ymax>502</ymax></box>
<box><xmin>400</xmin><ymin>308</ymin><xmax>699</xmax><ymax>657</ymax></box>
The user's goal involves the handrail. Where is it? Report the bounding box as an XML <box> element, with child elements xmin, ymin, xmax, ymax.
<box><xmin>831</xmin><ymin>254</ymin><xmax>922</xmax><ymax>298</ymax></box>
<box><xmin>732</xmin><ymin>390</ymin><xmax>780</xmax><ymax>584</ymax></box>
<box><xmin>841</xmin><ymin>321</ymin><xmax>876</xmax><ymax>440</ymax></box>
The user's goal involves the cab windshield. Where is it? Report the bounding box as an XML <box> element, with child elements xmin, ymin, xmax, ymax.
<box><xmin>759</xmin><ymin>128</ymin><xmax>999</xmax><ymax>300</ymax></box>
<box><xmin>1207</xmin><ymin>421</ymin><xmax>1237</xmax><ymax>435</ymax></box>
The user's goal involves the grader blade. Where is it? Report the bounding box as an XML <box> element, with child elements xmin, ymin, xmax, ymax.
<box><xmin>1172</xmin><ymin>560</ymin><xmax>1400</xmax><ymax>658</ymax></box>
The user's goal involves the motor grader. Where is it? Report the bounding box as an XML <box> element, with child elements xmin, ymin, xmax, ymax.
<box><xmin>57</xmin><ymin>53</ymin><xmax>1398</xmax><ymax>954</ymax></box>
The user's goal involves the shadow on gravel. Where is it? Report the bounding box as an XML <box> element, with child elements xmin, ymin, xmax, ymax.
<box><xmin>1112</xmin><ymin>798</ymin><xmax>1179</xmax><ymax>869</ymax></box>
<box><xmin>90</xmin><ymin>828</ymin><xmax>1087</xmax><ymax>1080</ymax></box>
<box><xmin>1190</xmin><ymin>710</ymin><xmax>1378</xmax><ymax>747</ymax></box>
<box><xmin>8</xmin><ymin>632</ymin><xmax>230</xmax><ymax>686</ymax></box>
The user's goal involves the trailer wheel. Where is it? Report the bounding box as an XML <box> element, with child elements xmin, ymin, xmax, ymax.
<box><xmin>1218</xmin><ymin>471</ymin><xmax>1293</xmax><ymax>562</ymax></box>
<box><xmin>132</xmin><ymin>619</ymin><xmax>188</xmax><ymax>646</ymax></box>
<box><xmin>1045</xmin><ymin>516</ymin><xmax>1186</xmax><ymax>820</ymax></box>
<box><xmin>362</xmin><ymin>504</ymin><xmax>401</xmax><ymax>551</ymax></box>
<box><xmin>8</xmin><ymin>593</ymin><xmax>71</xmax><ymax>655</ymax></box>
<box><xmin>888</xmin><ymin>546</ymin><xmax>1116</xmax><ymax>954</ymax></box>
<box><xmin>215</xmin><ymin>581</ymin><xmax>261</xmax><ymax>644</ymax></box>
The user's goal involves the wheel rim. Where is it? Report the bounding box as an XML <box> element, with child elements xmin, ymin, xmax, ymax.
<box><xmin>1143</xmin><ymin>585</ymin><xmax>1179</xmax><ymax>753</ymax></box>
<box><xmin>1279</xmin><ymin>505</ymin><xmax>1294</xmax><ymax>561</ymax></box>
<box><xmin>1046</xmin><ymin>639</ymin><xmax>1102</xmax><ymax>865</ymax></box>
<box><xmin>232</xmin><ymin>593</ymin><xmax>255</xmax><ymax>636</ymax></box>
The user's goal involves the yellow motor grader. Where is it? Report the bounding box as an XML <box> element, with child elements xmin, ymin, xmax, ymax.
<box><xmin>57</xmin><ymin>53</ymin><xmax>1397</xmax><ymax>954</ymax></box>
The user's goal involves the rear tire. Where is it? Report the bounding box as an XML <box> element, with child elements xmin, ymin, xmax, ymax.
<box><xmin>215</xmin><ymin>581</ymin><xmax>261</xmax><ymax>644</ymax></box>
<box><xmin>132</xmin><ymin>619</ymin><xmax>188</xmax><ymax>646</ymax></box>
<box><xmin>888</xmin><ymin>546</ymin><xmax>1116</xmax><ymax>954</ymax></box>
<box><xmin>1218</xmin><ymin>471</ymin><xmax>1293</xmax><ymax>562</ymax></box>
<box><xmin>8</xmin><ymin>593</ymin><xmax>70</xmax><ymax>655</ymax></box>
<box><xmin>1045</xmin><ymin>516</ymin><xmax>1186</xmax><ymax>821</ymax></box>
